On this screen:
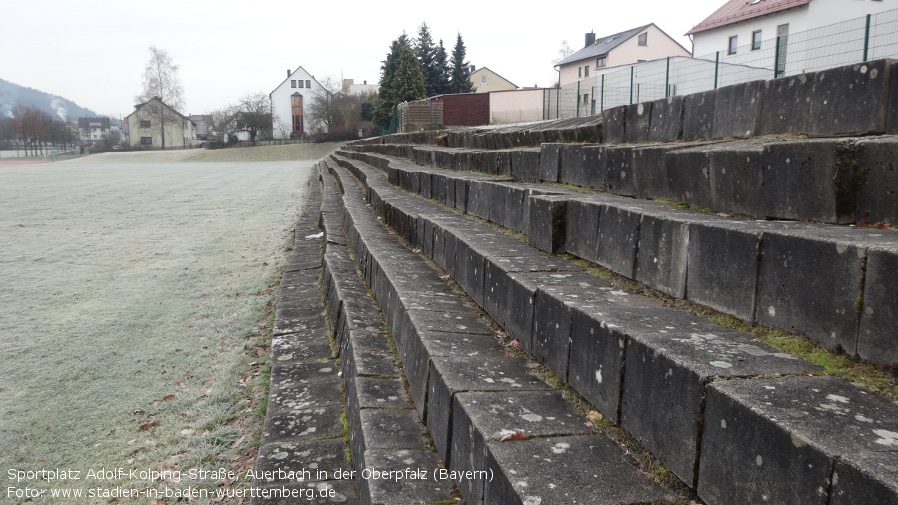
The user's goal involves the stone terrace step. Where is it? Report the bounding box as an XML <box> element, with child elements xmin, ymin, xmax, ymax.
<box><xmin>339</xmin><ymin>148</ymin><xmax>898</xmax><ymax>368</ymax></box>
<box><xmin>323</xmin><ymin>158</ymin><xmax>674</xmax><ymax>504</ymax></box>
<box><xmin>251</xmin><ymin>167</ymin><xmax>357</xmax><ymax>504</ymax></box>
<box><xmin>328</xmin><ymin>152</ymin><xmax>898</xmax><ymax>505</ymax></box>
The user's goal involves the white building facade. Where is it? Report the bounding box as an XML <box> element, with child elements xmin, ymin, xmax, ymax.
<box><xmin>270</xmin><ymin>66</ymin><xmax>324</xmax><ymax>139</ymax></box>
<box><xmin>689</xmin><ymin>0</ymin><xmax>897</xmax><ymax>65</ymax></box>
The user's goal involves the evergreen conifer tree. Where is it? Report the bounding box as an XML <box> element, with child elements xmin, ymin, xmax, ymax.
<box><xmin>374</xmin><ymin>34</ymin><xmax>426</xmax><ymax>129</ymax></box>
<box><xmin>414</xmin><ymin>22</ymin><xmax>441</xmax><ymax>97</ymax></box>
<box><xmin>433</xmin><ymin>39</ymin><xmax>451</xmax><ymax>95</ymax></box>
<box><xmin>449</xmin><ymin>33</ymin><xmax>475</xmax><ymax>94</ymax></box>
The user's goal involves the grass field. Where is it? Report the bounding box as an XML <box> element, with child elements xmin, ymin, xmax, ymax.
<box><xmin>0</xmin><ymin>143</ymin><xmax>340</xmax><ymax>503</ymax></box>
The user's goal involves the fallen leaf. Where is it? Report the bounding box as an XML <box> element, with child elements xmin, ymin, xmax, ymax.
<box><xmin>499</xmin><ymin>431</ymin><xmax>528</xmax><ymax>442</ymax></box>
<box><xmin>508</xmin><ymin>339</ymin><xmax>521</xmax><ymax>350</ymax></box>
<box><xmin>162</xmin><ymin>394</ymin><xmax>175</xmax><ymax>401</ymax></box>
<box><xmin>587</xmin><ymin>411</ymin><xmax>604</xmax><ymax>424</ymax></box>
<box><xmin>139</xmin><ymin>420</ymin><xmax>159</xmax><ymax>431</ymax></box>
<box><xmin>230</xmin><ymin>435</ymin><xmax>246</xmax><ymax>448</ymax></box>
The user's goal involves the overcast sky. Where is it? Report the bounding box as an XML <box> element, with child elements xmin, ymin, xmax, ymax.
<box><xmin>1</xmin><ymin>0</ymin><xmax>726</xmax><ymax>119</ymax></box>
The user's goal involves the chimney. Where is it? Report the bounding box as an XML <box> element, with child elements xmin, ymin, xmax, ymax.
<box><xmin>286</xmin><ymin>69</ymin><xmax>291</xmax><ymax>77</ymax></box>
<box><xmin>363</xmin><ymin>80</ymin><xmax>367</xmax><ymax>85</ymax></box>
<box><xmin>470</xmin><ymin>65</ymin><xmax>476</xmax><ymax>73</ymax></box>
<box><xmin>585</xmin><ymin>31</ymin><xmax>596</xmax><ymax>47</ymax></box>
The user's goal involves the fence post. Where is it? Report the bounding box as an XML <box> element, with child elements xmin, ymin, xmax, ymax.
<box><xmin>864</xmin><ymin>13</ymin><xmax>872</xmax><ymax>61</ymax></box>
<box><xmin>665</xmin><ymin>57</ymin><xmax>670</xmax><ymax>98</ymax></box>
<box><xmin>714</xmin><ymin>51</ymin><xmax>719</xmax><ymax>89</ymax></box>
<box><xmin>576</xmin><ymin>80</ymin><xmax>581</xmax><ymax>118</ymax></box>
<box><xmin>629</xmin><ymin>66</ymin><xmax>634</xmax><ymax>105</ymax></box>
<box><xmin>600</xmin><ymin>74</ymin><xmax>605</xmax><ymax>113</ymax></box>
<box><xmin>774</xmin><ymin>36</ymin><xmax>781</xmax><ymax>79</ymax></box>
<box><xmin>555</xmin><ymin>86</ymin><xmax>561</xmax><ymax>119</ymax></box>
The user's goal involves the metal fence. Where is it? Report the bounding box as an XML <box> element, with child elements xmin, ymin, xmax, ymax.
<box><xmin>545</xmin><ymin>9</ymin><xmax>898</xmax><ymax>119</ymax></box>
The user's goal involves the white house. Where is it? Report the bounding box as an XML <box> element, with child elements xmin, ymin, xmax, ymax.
<box><xmin>78</xmin><ymin>117</ymin><xmax>110</xmax><ymax>144</ymax></box>
<box><xmin>270</xmin><ymin>66</ymin><xmax>325</xmax><ymax>139</ymax></box>
<box><xmin>555</xmin><ymin>24</ymin><xmax>691</xmax><ymax>87</ymax></box>
<box><xmin>470</xmin><ymin>67</ymin><xmax>518</xmax><ymax>93</ymax></box>
<box><xmin>688</xmin><ymin>0</ymin><xmax>897</xmax><ymax>69</ymax></box>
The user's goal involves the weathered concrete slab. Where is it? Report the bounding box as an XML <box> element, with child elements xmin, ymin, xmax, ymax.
<box><xmin>350</xmin><ymin>377</ymin><xmax>408</xmax><ymax>410</ymax></box>
<box><xmin>262</xmin><ymin>403</ymin><xmax>345</xmax><ymax>444</ymax></box>
<box><xmin>255</xmin><ymin>438</ymin><xmax>351</xmax><ymax>485</ymax></box>
<box><xmin>603</xmin><ymin>145</ymin><xmax>637</xmax><ymax>196</ymax></box>
<box><xmin>271</xmin><ymin>333</ymin><xmax>334</xmax><ymax>365</ymax></box>
<box><xmin>359</xmin><ymin>449</ymin><xmax>455</xmax><ymax>505</ymax></box>
<box><xmin>624</xmin><ymin>101</ymin><xmax>652</xmax><ymax>143</ymax></box>
<box><xmin>600</xmin><ymin>105</ymin><xmax>627</xmax><ymax>144</ymax></box>
<box><xmin>708</xmin><ymin>141</ymin><xmax>765</xmax><ymax>216</ymax></box>
<box><xmin>713</xmin><ymin>80</ymin><xmax>762</xmax><ymax>139</ymax></box>
<box><xmin>450</xmin><ymin>391</ymin><xmax>592</xmax><ymax>504</ymax></box>
<box><xmin>830</xmin><ymin>451</ymin><xmax>898</xmax><ymax>505</ymax></box>
<box><xmin>698</xmin><ymin>376</ymin><xmax>898</xmax><ymax>505</ymax></box>
<box><xmin>341</xmin><ymin>331</ymin><xmax>398</xmax><ymax>380</ymax></box>
<box><xmin>682</xmin><ymin>90</ymin><xmax>716</xmax><ymax>141</ymax></box>
<box><xmin>484</xmin><ymin>436</ymin><xmax>673</xmax><ymax>505</ymax></box>
<box><xmin>527</xmin><ymin>195</ymin><xmax>568</xmax><ymax>254</ymax></box>
<box><xmin>274</xmin><ymin>306</ymin><xmax>328</xmax><ymax>336</ymax></box>
<box><xmin>510</xmin><ymin>148</ymin><xmax>541</xmax><ymax>183</ymax></box>
<box><xmin>634</xmin><ymin>209</ymin><xmax>689</xmax><ymax>298</ymax></box>
<box><xmin>563</xmin><ymin>198</ymin><xmax>601</xmax><ymax>260</ymax></box>
<box><xmin>401</xmin><ymin>330</ymin><xmax>503</xmax><ymax>419</ymax></box>
<box><xmin>622</xmin><ymin>329</ymin><xmax>820</xmax><ymax>486</ymax></box>
<box><xmin>352</xmin><ymin>409</ymin><xmax>427</xmax><ymax>469</ymax></box>
<box><xmin>427</xmin><ymin>355</ymin><xmax>550</xmax><ymax>463</ymax></box>
<box><xmin>858</xmin><ymin>245</ymin><xmax>898</xmax><ymax>366</ymax></box>
<box><xmin>595</xmin><ymin>203</ymin><xmax>641</xmax><ymax>278</ymax></box>
<box><xmin>761</xmin><ymin>139</ymin><xmax>858</xmax><ymax>223</ymax></box>
<box><xmin>538</xmin><ymin>143</ymin><xmax>563</xmax><ymax>182</ymax></box>
<box><xmin>855</xmin><ymin>136</ymin><xmax>898</xmax><ymax>224</ymax></box>
<box><xmin>665</xmin><ymin>145</ymin><xmax>712</xmax><ymax>209</ymax></box>
<box><xmin>685</xmin><ymin>219</ymin><xmax>761</xmax><ymax>322</ymax></box>
<box><xmin>756</xmin><ymin>226</ymin><xmax>866</xmax><ymax>353</ymax></box>
<box><xmin>649</xmin><ymin>95</ymin><xmax>684</xmax><ymax>142</ymax></box>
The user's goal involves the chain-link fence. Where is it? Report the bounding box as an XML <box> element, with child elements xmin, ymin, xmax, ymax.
<box><xmin>545</xmin><ymin>9</ymin><xmax>898</xmax><ymax>120</ymax></box>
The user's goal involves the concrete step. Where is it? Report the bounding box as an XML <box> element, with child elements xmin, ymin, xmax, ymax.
<box><xmin>337</xmin><ymin>148</ymin><xmax>898</xmax><ymax>368</ymax></box>
<box><xmin>323</xmin><ymin>158</ymin><xmax>674</xmax><ymax>504</ymax></box>
<box><xmin>328</xmin><ymin>152</ymin><xmax>898</xmax><ymax>505</ymax></box>
<box><xmin>252</xmin><ymin>165</ymin><xmax>357</xmax><ymax>505</ymax></box>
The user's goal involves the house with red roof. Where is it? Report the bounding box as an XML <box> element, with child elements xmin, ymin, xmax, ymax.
<box><xmin>688</xmin><ymin>0</ymin><xmax>896</xmax><ymax>67</ymax></box>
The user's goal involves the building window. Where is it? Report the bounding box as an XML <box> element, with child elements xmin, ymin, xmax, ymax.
<box><xmin>584</xmin><ymin>65</ymin><xmax>589</xmax><ymax>77</ymax></box>
<box><xmin>291</xmin><ymin>94</ymin><xmax>304</xmax><ymax>133</ymax></box>
<box><xmin>306</xmin><ymin>80</ymin><xmax>311</xmax><ymax>88</ymax></box>
<box><xmin>583</xmin><ymin>93</ymin><xmax>589</xmax><ymax>105</ymax></box>
<box><xmin>638</xmin><ymin>33</ymin><xmax>648</xmax><ymax>46</ymax></box>
<box><xmin>596</xmin><ymin>56</ymin><xmax>606</xmax><ymax>68</ymax></box>
<box><xmin>140</xmin><ymin>137</ymin><xmax>152</xmax><ymax>145</ymax></box>
<box><xmin>578</xmin><ymin>67</ymin><xmax>582</xmax><ymax>78</ymax></box>
<box><xmin>140</xmin><ymin>120</ymin><xmax>151</xmax><ymax>128</ymax></box>
<box><xmin>291</xmin><ymin>80</ymin><xmax>296</xmax><ymax>88</ymax></box>
<box><xmin>298</xmin><ymin>80</ymin><xmax>304</xmax><ymax>88</ymax></box>
<box><xmin>752</xmin><ymin>30</ymin><xmax>762</xmax><ymax>50</ymax></box>
<box><xmin>481</xmin><ymin>75</ymin><xmax>488</xmax><ymax>84</ymax></box>
<box><xmin>728</xmin><ymin>35</ymin><xmax>738</xmax><ymax>55</ymax></box>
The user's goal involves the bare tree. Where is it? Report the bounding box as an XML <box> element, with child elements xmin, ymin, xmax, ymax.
<box><xmin>232</xmin><ymin>93</ymin><xmax>272</xmax><ymax>145</ymax></box>
<box><xmin>136</xmin><ymin>46</ymin><xmax>185</xmax><ymax>149</ymax></box>
<box><xmin>307</xmin><ymin>76</ymin><xmax>363</xmax><ymax>136</ymax></box>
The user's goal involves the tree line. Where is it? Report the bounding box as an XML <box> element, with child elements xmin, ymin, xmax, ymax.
<box><xmin>374</xmin><ymin>23</ymin><xmax>475</xmax><ymax>129</ymax></box>
<box><xmin>0</xmin><ymin>106</ymin><xmax>78</xmax><ymax>155</ymax></box>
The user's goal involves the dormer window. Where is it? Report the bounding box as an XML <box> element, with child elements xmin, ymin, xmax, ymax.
<box><xmin>638</xmin><ymin>33</ymin><xmax>648</xmax><ymax>46</ymax></box>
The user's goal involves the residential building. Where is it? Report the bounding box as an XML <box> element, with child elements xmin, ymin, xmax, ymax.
<box><xmin>556</xmin><ymin>24</ymin><xmax>691</xmax><ymax>87</ymax></box>
<box><xmin>688</xmin><ymin>0</ymin><xmax>896</xmax><ymax>63</ymax></box>
<box><xmin>78</xmin><ymin>117</ymin><xmax>110</xmax><ymax>144</ymax></box>
<box><xmin>189</xmin><ymin>114</ymin><xmax>214</xmax><ymax>140</ymax></box>
<box><xmin>342</xmin><ymin>79</ymin><xmax>380</xmax><ymax>96</ymax></box>
<box><xmin>270</xmin><ymin>66</ymin><xmax>324</xmax><ymax>139</ymax></box>
<box><xmin>126</xmin><ymin>97</ymin><xmax>196</xmax><ymax>148</ymax></box>
<box><xmin>470</xmin><ymin>67</ymin><xmax>518</xmax><ymax>93</ymax></box>
<box><xmin>489</xmin><ymin>88</ymin><xmax>543</xmax><ymax>124</ymax></box>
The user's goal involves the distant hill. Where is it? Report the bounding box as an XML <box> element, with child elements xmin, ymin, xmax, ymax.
<box><xmin>0</xmin><ymin>78</ymin><xmax>98</xmax><ymax>121</ymax></box>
